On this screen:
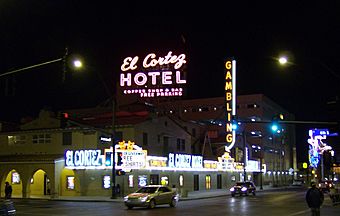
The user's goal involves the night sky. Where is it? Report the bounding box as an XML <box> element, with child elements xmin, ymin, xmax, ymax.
<box><xmin>1</xmin><ymin>1</ymin><xmax>339</xmax><ymax>162</ymax></box>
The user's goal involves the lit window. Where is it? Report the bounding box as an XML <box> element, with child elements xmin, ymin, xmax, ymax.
<box><xmin>8</xmin><ymin>135</ymin><xmax>26</xmax><ymax>145</ymax></box>
<box><xmin>205</xmin><ymin>175</ymin><xmax>211</xmax><ymax>189</ymax></box>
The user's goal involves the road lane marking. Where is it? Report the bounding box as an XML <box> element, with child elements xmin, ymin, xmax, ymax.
<box><xmin>287</xmin><ymin>209</ymin><xmax>310</xmax><ymax>216</ymax></box>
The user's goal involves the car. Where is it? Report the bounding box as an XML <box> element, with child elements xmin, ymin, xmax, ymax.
<box><xmin>0</xmin><ymin>199</ymin><xmax>16</xmax><ymax>216</ymax></box>
<box><xmin>124</xmin><ymin>185</ymin><xmax>179</xmax><ymax>209</ymax></box>
<box><xmin>318</xmin><ymin>180</ymin><xmax>334</xmax><ymax>193</ymax></box>
<box><xmin>230</xmin><ymin>181</ymin><xmax>256</xmax><ymax>197</ymax></box>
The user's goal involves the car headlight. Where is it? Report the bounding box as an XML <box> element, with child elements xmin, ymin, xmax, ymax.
<box><xmin>241</xmin><ymin>187</ymin><xmax>247</xmax><ymax>192</ymax></box>
<box><xmin>139</xmin><ymin>196</ymin><xmax>149</xmax><ymax>202</ymax></box>
<box><xmin>124</xmin><ymin>196</ymin><xmax>129</xmax><ymax>202</ymax></box>
<box><xmin>230</xmin><ymin>188</ymin><xmax>235</xmax><ymax>192</ymax></box>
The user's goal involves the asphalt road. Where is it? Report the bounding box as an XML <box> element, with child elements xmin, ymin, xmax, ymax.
<box><xmin>10</xmin><ymin>188</ymin><xmax>340</xmax><ymax>216</ymax></box>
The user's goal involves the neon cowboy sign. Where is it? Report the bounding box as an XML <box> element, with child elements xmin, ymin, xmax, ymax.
<box><xmin>119</xmin><ymin>51</ymin><xmax>187</xmax><ymax>98</ymax></box>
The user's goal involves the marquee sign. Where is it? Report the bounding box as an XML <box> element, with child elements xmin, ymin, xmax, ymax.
<box><xmin>65</xmin><ymin>149</ymin><xmax>102</xmax><ymax>168</ymax></box>
<box><xmin>64</xmin><ymin>141</ymin><xmax>250</xmax><ymax>172</ymax></box>
<box><xmin>225</xmin><ymin>59</ymin><xmax>236</xmax><ymax>152</ymax></box>
<box><xmin>168</xmin><ymin>153</ymin><xmax>203</xmax><ymax>169</ymax></box>
<box><xmin>119</xmin><ymin>51</ymin><xmax>187</xmax><ymax>98</ymax></box>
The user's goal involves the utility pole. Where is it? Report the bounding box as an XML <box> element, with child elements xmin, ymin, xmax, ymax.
<box><xmin>111</xmin><ymin>96</ymin><xmax>117</xmax><ymax>199</ymax></box>
<box><xmin>243</xmin><ymin>132</ymin><xmax>247</xmax><ymax>182</ymax></box>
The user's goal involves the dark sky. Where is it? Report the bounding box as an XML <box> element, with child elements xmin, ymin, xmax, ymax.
<box><xmin>1</xmin><ymin>1</ymin><xmax>339</xmax><ymax>162</ymax></box>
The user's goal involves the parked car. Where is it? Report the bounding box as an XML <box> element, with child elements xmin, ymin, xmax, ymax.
<box><xmin>319</xmin><ymin>180</ymin><xmax>334</xmax><ymax>193</ymax></box>
<box><xmin>230</xmin><ymin>181</ymin><xmax>256</xmax><ymax>197</ymax></box>
<box><xmin>0</xmin><ymin>199</ymin><xmax>16</xmax><ymax>216</ymax></box>
<box><xmin>124</xmin><ymin>185</ymin><xmax>179</xmax><ymax>209</ymax></box>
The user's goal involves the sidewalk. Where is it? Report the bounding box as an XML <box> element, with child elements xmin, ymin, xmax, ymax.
<box><xmin>26</xmin><ymin>185</ymin><xmax>291</xmax><ymax>202</ymax></box>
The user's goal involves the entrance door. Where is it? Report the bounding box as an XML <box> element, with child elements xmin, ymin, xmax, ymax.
<box><xmin>44</xmin><ymin>174</ymin><xmax>51</xmax><ymax>195</ymax></box>
<box><xmin>217</xmin><ymin>174</ymin><xmax>222</xmax><ymax>189</ymax></box>
<box><xmin>194</xmin><ymin>175</ymin><xmax>199</xmax><ymax>191</ymax></box>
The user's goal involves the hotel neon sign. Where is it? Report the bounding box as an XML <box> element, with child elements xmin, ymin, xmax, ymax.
<box><xmin>225</xmin><ymin>59</ymin><xmax>236</xmax><ymax>152</ymax></box>
<box><xmin>119</xmin><ymin>51</ymin><xmax>187</xmax><ymax>98</ymax></box>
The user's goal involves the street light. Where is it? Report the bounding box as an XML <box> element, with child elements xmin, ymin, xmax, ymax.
<box><xmin>0</xmin><ymin>48</ymin><xmax>83</xmax><ymax>80</ymax></box>
<box><xmin>278</xmin><ymin>56</ymin><xmax>288</xmax><ymax>65</ymax></box>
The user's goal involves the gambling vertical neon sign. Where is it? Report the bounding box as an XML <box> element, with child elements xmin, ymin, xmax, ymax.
<box><xmin>225</xmin><ymin>59</ymin><xmax>236</xmax><ymax>152</ymax></box>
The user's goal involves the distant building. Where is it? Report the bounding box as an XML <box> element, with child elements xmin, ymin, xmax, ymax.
<box><xmin>156</xmin><ymin>94</ymin><xmax>297</xmax><ymax>186</ymax></box>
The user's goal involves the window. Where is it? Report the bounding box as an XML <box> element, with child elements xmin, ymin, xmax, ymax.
<box><xmin>163</xmin><ymin>137</ymin><xmax>169</xmax><ymax>155</ymax></box>
<box><xmin>192</xmin><ymin>128</ymin><xmax>196</xmax><ymax>137</ymax></box>
<box><xmin>181</xmin><ymin>139</ymin><xmax>186</xmax><ymax>151</ymax></box>
<box><xmin>177</xmin><ymin>138</ymin><xmax>181</xmax><ymax>151</ymax></box>
<box><xmin>247</xmin><ymin>103</ymin><xmax>259</xmax><ymax>108</ymax></box>
<box><xmin>63</xmin><ymin>132</ymin><xmax>72</xmax><ymax>145</ymax></box>
<box><xmin>143</xmin><ymin>132</ymin><xmax>148</xmax><ymax>146</ymax></box>
<box><xmin>150</xmin><ymin>174</ymin><xmax>159</xmax><ymax>185</ymax></box>
<box><xmin>202</xmin><ymin>107</ymin><xmax>209</xmax><ymax>112</ymax></box>
<box><xmin>8</xmin><ymin>135</ymin><xmax>26</xmax><ymax>145</ymax></box>
<box><xmin>33</xmin><ymin>134</ymin><xmax>52</xmax><ymax>144</ymax></box>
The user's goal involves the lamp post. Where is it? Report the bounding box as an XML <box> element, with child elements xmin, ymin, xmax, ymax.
<box><xmin>243</xmin><ymin>131</ymin><xmax>247</xmax><ymax>182</ymax></box>
<box><xmin>111</xmin><ymin>96</ymin><xmax>117</xmax><ymax>199</ymax></box>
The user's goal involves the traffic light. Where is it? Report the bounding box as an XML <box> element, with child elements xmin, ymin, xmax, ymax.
<box><xmin>59</xmin><ymin>112</ymin><xmax>69</xmax><ymax>128</ymax></box>
<box><xmin>271</xmin><ymin>113</ymin><xmax>284</xmax><ymax>133</ymax></box>
<box><xmin>232</xmin><ymin>120</ymin><xmax>239</xmax><ymax>130</ymax></box>
<box><xmin>116</xmin><ymin>170</ymin><xmax>125</xmax><ymax>176</ymax></box>
<box><xmin>231</xmin><ymin>116</ymin><xmax>240</xmax><ymax>130</ymax></box>
<box><xmin>271</xmin><ymin>123</ymin><xmax>279</xmax><ymax>132</ymax></box>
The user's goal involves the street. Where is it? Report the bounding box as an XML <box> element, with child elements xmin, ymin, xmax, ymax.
<box><xmin>11</xmin><ymin>188</ymin><xmax>340</xmax><ymax>216</ymax></box>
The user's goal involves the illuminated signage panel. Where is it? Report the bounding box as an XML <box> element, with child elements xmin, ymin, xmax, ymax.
<box><xmin>119</xmin><ymin>51</ymin><xmax>187</xmax><ymax>98</ymax></box>
<box><xmin>63</xmin><ymin>141</ymin><xmax>250</xmax><ymax>173</ymax></box>
<box><xmin>65</xmin><ymin>149</ymin><xmax>102</xmax><ymax>167</ymax></box>
<box><xmin>224</xmin><ymin>59</ymin><xmax>236</xmax><ymax>152</ymax></box>
<box><xmin>168</xmin><ymin>153</ymin><xmax>203</xmax><ymax>169</ymax></box>
<box><xmin>103</xmin><ymin>175</ymin><xmax>111</xmax><ymax>189</ymax></box>
<box><xmin>307</xmin><ymin>128</ymin><xmax>332</xmax><ymax>168</ymax></box>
